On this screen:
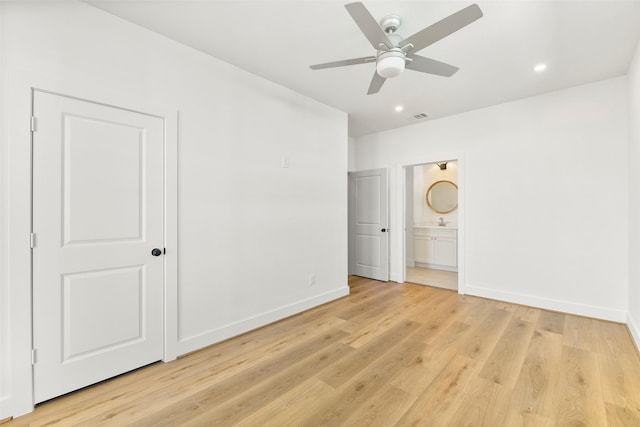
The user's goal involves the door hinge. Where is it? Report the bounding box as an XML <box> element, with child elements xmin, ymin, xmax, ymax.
<box><xmin>30</xmin><ymin>232</ymin><xmax>36</xmax><ymax>248</ymax></box>
<box><xmin>30</xmin><ymin>116</ymin><xmax>37</xmax><ymax>132</ymax></box>
<box><xmin>31</xmin><ymin>349</ymin><xmax>37</xmax><ymax>365</ymax></box>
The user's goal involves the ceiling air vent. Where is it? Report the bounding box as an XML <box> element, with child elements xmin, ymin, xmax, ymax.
<box><xmin>410</xmin><ymin>112</ymin><xmax>429</xmax><ymax>120</ymax></box>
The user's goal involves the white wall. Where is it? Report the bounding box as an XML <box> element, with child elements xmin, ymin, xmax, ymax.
<box><xmin>0</xmin><ymin>1</ymin><xmax>348</xmax><ymax>418</ymax></box>
<box><xmin>628</xmin><ymin>40</ymin><xmax>640</xmax><ymax>351</ymax></box>
<box><xmin>355</xmin><ymin>77</ymin><xmax>629</xmax><ymax>322</ymax></box>
<box><xmin>413</xmin><ymin>161</ymin><xmax>458</xmax><ymax>227</ymax></box>
<box><xmin>348</xmin><ymin>137</ymin><xmax>356</xmax><ymax>172</ymax></box>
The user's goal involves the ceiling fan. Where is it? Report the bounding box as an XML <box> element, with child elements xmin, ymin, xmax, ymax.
<box><xmin>309</xmin><ymin>2</ymin><xmax>483</xmax><ymax>95</ymax></box>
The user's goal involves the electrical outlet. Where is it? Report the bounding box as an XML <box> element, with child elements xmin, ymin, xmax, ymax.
<box><xmin>309</xmin><ymin>274</ymin><xmax>316</xmax><ymax>286</ymax></box>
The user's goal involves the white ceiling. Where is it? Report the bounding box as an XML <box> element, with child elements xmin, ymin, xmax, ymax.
<box><xmin>87</xmin><ymin>0</ymin><xmax>640</xmax><ymax>137</ymax></box>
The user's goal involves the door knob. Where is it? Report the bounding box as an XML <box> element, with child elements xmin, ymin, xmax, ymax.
<box><xmin>151</xmin><ymin>248</ymin><xmax>162</xmax><ymax>257</ymax></box>
<box><xmin>381</xmin><ymin>228</ymin><xmax>387</xmax><ymax>232</ymax></box>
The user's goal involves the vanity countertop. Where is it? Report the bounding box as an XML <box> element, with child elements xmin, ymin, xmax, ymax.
<box><xmin>413</xmin><ymin>225</ymin><xmax>458</xmax><ymax>230</ymax></box>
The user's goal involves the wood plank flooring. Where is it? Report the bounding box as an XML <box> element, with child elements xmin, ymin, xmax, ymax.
<box><xmin>405</xmin><ymin>267</ymin><xmax>458</xmax><ymax>291</ymax></box>
<box><xmin>5</xmin><ymin>276</ymin><xmax>640</xmax><ymax>426</ymax></box>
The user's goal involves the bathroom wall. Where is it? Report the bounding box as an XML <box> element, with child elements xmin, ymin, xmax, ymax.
<box><xmin>413</xmin><ymin>161</ymin><xmax>458</xmax><ymax>227</ymax></box>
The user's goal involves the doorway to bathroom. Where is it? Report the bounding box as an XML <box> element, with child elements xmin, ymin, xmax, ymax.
<box><xmin>405</xmin><ymin>161</ymin><xmax>459</xmax><ymax>291</ymax></box>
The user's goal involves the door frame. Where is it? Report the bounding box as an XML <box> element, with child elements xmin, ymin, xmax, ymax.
<box><xmin>5</xmin><ymin>72</ymin><xmax>178</xmax><ymax>417</ymax></box>
<box><xmin>395</xmin><ymin>152</ymin><xmax>466</xmax><ymax>293</ymax></box>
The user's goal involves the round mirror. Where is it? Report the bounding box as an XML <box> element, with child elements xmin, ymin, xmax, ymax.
<box><xmin>426</xmin><ymin>180</ymin><xmax>458</xmax><ymax>214</ymax></box>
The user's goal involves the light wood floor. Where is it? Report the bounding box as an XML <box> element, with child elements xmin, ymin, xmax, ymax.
<box><xmin>5</xmin><ymin>276</ymin><xmax>640</xmax><ymax>426</ymax></box>
<box><xmin>406</xmin><ymin>266</ymin><xmax>458</xmax><ymax>291</ymax></box>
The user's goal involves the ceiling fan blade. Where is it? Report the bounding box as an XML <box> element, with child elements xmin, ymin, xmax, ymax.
<box><xmin>367</xmin><ymin>72</ymin><xmax>386</xmax><ymax>95</ymax></box>
<box><xmin>399</xmin><ymin>4</ymin><xmax>483</xmax><ymax>54</ymax></box>
<box><xmin>310</xmin><ymin>56</ymin><xmax>376</xmax><ymax>70</ymax></box>
<box><xmin>406</xmin><ymin>55</ymin><xmax>459</xmax><ymax>77</ymax></box>
<box><xmin>345</xmin><ymin>2</ymin><xmax>394</xmax><ymax>50</ymax></box>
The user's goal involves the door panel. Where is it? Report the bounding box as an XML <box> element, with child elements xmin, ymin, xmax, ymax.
<box><xmin>349</xmin><ymin>169</ymin><xmax>389</xmax><ymax>281</ymax></box>
<box><xmin>62</xmin><ymin>266</ymin><xmax>144</xmax><ymax>360</ymax></box>
<box><xmin>63</xmin><ymin>114</ymin><xmax>144</xmax><ymax>244</ymax></box>
<box><xmin>356</xmin><ymin>234</ymin><xmax>381</xmax><ymax>267</ymax></box>
<box><xmin>32</xmin><ymin>91</ymin><xmax>164</xmax><ymax>403</ymax></box>
<box><xmin>355</xmin><ymin>175</ymin><xmax>381</xmax><ymax>224</ymax></box>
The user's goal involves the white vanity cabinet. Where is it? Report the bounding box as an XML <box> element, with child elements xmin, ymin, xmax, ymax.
<box><xmin>413</xmin><ymin>227</ymin><xmax>457</xmax><ymax>271</ymax></box>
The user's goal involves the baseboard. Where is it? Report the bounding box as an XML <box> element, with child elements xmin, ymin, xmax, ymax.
<box><xmin>628</xmin><ymin>312</ymin><xmax>640</xmax><ymax>354</ymax></box>
<box><xmin>177</xmin><ymin>286</ymin><xmax>350</xmax><ymax>355</ymax></box>
<box><xmin>415</xmin><ymin>262</ymin><xmax>457</xmax><ymax>273</ymax></box>
<box><xmin>465</xmin><ymin>284</ymin><xmax>627</xmax><ymax>322</ymax></box>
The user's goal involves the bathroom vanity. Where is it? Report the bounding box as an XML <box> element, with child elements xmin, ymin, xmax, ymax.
<box><xmin>413</xmin><ymin>227</ymin><xmax>457</xmax><ymax>272</ymax></box>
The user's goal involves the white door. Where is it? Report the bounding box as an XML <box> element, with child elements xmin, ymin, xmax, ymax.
<box><xmin>32</xmin><ymin>91</ymin><xmax>165</xmax><ymax>403</ymax></box>
<box><xmin>348</xmin><ymin>169</ymin><xmax>389</xmax><ymax>281</ymax></box>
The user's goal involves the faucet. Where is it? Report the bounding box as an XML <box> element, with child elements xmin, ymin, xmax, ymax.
<box><xmin>438</xmin><ymin>217</ymin><xmax>446</xmax><ymax>227</ymax></box>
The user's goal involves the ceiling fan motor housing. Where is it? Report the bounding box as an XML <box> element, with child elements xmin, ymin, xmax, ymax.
<box><xmin>380</xmin><ymin>14</ymin><xmax>402</xmax><ymax>33</ymax></box>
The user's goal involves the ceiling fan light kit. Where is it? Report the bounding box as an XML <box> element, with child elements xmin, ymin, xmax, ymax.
<box><xmin>309</xmin><ymin>2</ymin><xmax>483</xmax><ymax>94</ymax></box>
<box><xmin>376</xmin><ymin>50</ymin><xmax>406</xmax><ymax>78</ymax></box>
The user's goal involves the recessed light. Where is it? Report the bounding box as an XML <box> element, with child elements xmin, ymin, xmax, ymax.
<box><xmin>394</xmin><ymin>105</ymin><xmax>404</xmax><ymax>112</ymax></box>
<box><xmin>534</xmin><ymin>63</ymin><xmax>547</xmax><ymax>72</ymax></box>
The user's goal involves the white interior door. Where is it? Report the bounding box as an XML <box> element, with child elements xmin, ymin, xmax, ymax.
<box><xmin>349</xmin><ymin>169</ymin><xmax>389</xmax><ymax>281</ymax></box>
<box><xmin>32</xmin><ymin>91</ymin><xmax>165</xmax><ymax>403</ymax></box>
